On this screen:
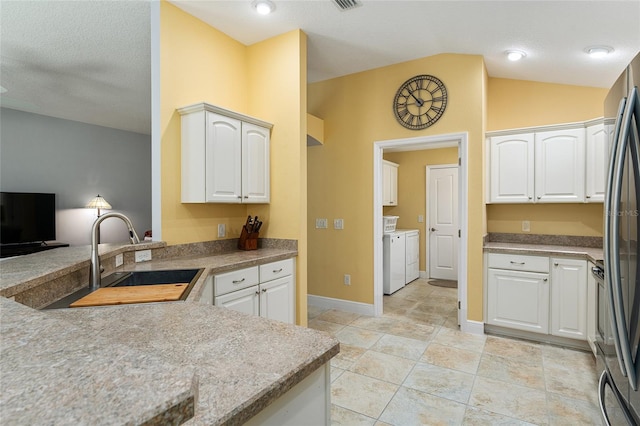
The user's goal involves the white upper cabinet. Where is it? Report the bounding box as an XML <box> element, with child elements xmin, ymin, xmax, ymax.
<box><xmin>489</xmin><ymin>134</ymin><xmax>535</xmax><ymax>203</ymax></box>
<box><xmin>487</xmin><ymin>119</ymin><xmax>606</xmax><ymax>204</ymax></box>
<box><xmin>534</xmin><ymin>128</ymin><xmax>585</xmax><ymax>203</ymax></box>
<box><xmin>382</xmin><ymin>160</ymin><xmax>399</xmax><ymax>206</ymax></box>
<box><xmin>178</xmin><ymin>103</ymin><xmax>272</xmax><ymax>204</ymax></box>
<box><xmin>585</xmin><ymin>123</ymin><xmax>609</xmax><ymax>202</ymax></box>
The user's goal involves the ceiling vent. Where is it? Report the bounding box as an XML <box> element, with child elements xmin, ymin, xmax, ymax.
<box><xmin>332</xmin><ymin>0</ymin><xmax>361</xmax><ymax>11</ymax></box>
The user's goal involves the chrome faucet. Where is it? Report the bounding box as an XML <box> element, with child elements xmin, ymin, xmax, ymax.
<box><xmin>89</xmin><ymin>212</ymin><xmax>140</xmax><ymax>291</ymax></box>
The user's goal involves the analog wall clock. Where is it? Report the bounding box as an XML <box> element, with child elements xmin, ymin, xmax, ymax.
<box><xmin>393</xmin><ymin>74</ymin><xmax>448</xmax><ymax>130</ymax></box>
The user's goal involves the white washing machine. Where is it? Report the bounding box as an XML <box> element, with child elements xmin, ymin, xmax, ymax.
<box><xmin>383</xmin><ymin>230</ymin><xmax>406</xmax><ymax>294</ymax></box>
<box><xmin>404</xmin><ymin>229</ymin><xmax>420</xmax><ymax>284</ymax></box>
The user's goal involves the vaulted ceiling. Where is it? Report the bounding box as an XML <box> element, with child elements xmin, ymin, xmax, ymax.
<box><xmin>1</xmin><ymin>1</ymin><xmax>638</xmax><ymax>135</ymax></box>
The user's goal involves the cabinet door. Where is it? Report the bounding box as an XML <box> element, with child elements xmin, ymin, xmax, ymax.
<box><xmin>242</xmin><ymin>123</ymin><xmax>270</xmax><ymax>204</ymax></box>
<box><xmin>550</xmin><ymin>258</ymin><xmax>587</xmax><ymax>340</ymax></box>
<box><xmin>405</xmin><ymin>231</ymin><xmax>420</xmax><ymax>283</ymax></box>
<box><xmin>585</xmin><ymin>123</ymin><xmax>608</xmax><ymax>203</ymax></box>
<box><xmin>535</xmin><ymin>128</ymin><xmax>586</xmax><ymax>202</ymax></box>
<box><xmin>205</xmin><ymin>112</ymin><xmax>242</xmax><ymax>203</ymax></box>
<box><xmin>260</xmin><ymin>276</ymin><xmax>295</xmax><ymax>324</ymax></box>
<box><xmin>487</xmin><ymin>268</ymin><xmax>549</xmax><ymax>334</ymax></box>
<box><xmin>215</xmin><ymin>285</ymin><xmax>260</xmax><ymax>316</ymax></box>
<box><xmin>489</xmin><ymin>134</ymin><xmax>534</xmax><ymax>203</ymax></box>
<box><xmin>382</xmin><ymin>161</ymin><xmax>398</xmax><ymax>206</ymax></box>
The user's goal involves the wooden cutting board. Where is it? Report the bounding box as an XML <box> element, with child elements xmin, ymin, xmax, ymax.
<box><xmin>70</xmin><ymin>284</ymin><xmax>188</xmax><ymax>308</ymax></box>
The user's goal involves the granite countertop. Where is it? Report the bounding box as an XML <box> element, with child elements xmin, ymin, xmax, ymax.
<box><xmin>0</xmin><ymin>242</ymin><xmax>339</xmax><ymax>425</ymax></box>
<box><xmin>483</xmin><ymin>242</ymin><xmax>603</xmax><ymax>264</ymax></box>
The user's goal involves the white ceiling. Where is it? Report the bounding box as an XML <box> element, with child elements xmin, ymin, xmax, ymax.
<box><xmin>1</xmin><ymin>1</ymin><xmax>639</xmax><ymax>136</ymax></box>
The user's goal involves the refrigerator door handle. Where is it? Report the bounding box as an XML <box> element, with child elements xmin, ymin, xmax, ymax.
<box><xmin>605</xmin><ymin>96</ymin><xmax>629</xmax><ymax>378</ymax></box>
<box><xmin>611</xmin><ymin>86</ymin><xmax>639</xmax><ymax>391</ymax></box>
<box><xmin>599</xmin><ymin>369</ymin><xmax>637</xmax><ymax>426</ymax></box>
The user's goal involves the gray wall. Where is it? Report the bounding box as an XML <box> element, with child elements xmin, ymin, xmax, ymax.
<box><xmin>0</xmin><ymin>108</ymin><xmax>151</xmax><ymax>246</ymax></box>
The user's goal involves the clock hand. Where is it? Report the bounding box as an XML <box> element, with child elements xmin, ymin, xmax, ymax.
<box><xmin>409</xmin><ymin>92</ymin><xmax>424</xmax><ymax>107</ymax></box>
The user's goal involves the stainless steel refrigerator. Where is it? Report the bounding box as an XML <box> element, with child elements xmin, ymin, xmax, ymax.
<box><xmin>599</xmin><ymin>51</ymin><xmax>640</xmax><ymax>425</ymax></box>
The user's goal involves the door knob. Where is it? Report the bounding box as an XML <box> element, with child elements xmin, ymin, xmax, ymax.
<box><xmin>430</xmin><ymin>228</ymin><xmax>437</xmax><ymax>232</ymax></box>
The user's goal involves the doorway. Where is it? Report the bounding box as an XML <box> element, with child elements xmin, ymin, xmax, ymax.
<box><xmin>374</xmin><ymin>132</ymin><xmax>471</xmax><ymax>332</ymax></box>
<box><xmin>427</xmin><ymin>165</ymin><xmax>459</xmax><ymax>282</ymax></box>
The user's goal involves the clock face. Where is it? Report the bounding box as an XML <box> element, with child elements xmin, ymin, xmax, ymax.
<box><xmin>393</xmin><ymin>75</ymin><xmax>448</xmax><ymax>130</ymax></box>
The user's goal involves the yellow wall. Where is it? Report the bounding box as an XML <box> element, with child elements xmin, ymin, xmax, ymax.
<box><xmin>487</xmin><ymin>78</ymin><xmax>608</xmax><ymax>236</ymax></box>
<box><xmin>308</xmin><ymin>54</ymin><xmax>486</xmax><ymax>321</ymax></box>
<box><xmin>160</xmin><ymin>2</ymin><xmax>308</xmax><ymax>324</ymax></box>
<box><xmin>383</xmin><ymin>148</ymin><xmax>458</xmax><ymax>272</ymax></box>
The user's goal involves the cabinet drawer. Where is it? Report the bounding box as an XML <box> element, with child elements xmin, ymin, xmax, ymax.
<box><xmin>488</xmin><ymin>253</ymin><xmax>549</xmax><ymax>273</ymax></box>
<box><xmin>260</xmin><ymin>259</ymin><xmax>294</xmax><ymax>282</ymax></box>
<box><xmin>214</xmin><ymin>266</ymin><xmax>259</xmax><ymax>296</ymax></box>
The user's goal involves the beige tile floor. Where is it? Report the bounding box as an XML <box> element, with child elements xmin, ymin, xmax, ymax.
<box><xmin>308</xmin><ymin>278</ymin><xmax>603</xmax><ymax>426</ymax></box>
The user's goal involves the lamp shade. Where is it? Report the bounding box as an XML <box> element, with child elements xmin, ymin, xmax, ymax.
<box><xmin>86</xmin><ymin>195</ymin><xmax>112</xmax><ymax>210</ymax></box>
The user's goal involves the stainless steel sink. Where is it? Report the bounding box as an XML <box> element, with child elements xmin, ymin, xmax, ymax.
<box><xmin>42</xmin><ymin>268</ymin><xmax>204</xmax><ymax>309</ymax></box>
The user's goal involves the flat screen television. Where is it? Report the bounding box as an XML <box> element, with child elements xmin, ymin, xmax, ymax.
<box><xmin>0</xmin><ymin>192</ymin><xmax>56</xmax><ymax>245</ymax></box>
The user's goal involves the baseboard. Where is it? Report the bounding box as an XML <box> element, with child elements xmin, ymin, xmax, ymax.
<box><xmin>460</xmin><ymin>318</ymin><xmax>484</xmax><ymax>336</ymax></box>
<box><xmin>419</xmin><ymin>271</ymin><xmax>428</xmax><ymax>279</ymax></box>
<box><xmin>307</xmin><ymin>294</ymin><xmax>375</xmax><ymax>316</ymax></box>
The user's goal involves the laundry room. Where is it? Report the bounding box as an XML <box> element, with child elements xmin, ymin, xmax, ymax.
<box><xmin>382</xmin><ymin>145</ymin><xmax>460</xmax><ymax>296</ymax></box>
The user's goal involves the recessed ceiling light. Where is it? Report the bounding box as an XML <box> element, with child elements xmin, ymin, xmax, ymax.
<box><xmin>585</xmin><ymin>46</ymin><xmax>614</xmax><ymax>59</ymax></box>
<box><xmin>252</xmin><ymin>0</ymin><xmax>275</xmax><ymax>15</ymax></box>
<box><xmin>505</xmin><ymin>50</ymin><xmax>526</xmax><ymax>61</ymax></box>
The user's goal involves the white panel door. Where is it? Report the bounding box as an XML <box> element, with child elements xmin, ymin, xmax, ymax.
<box><xmin>535</xmin><ymin>128</ymin><xmax>586</xmax><ymax>202</ymax></box>
<box><xmin>489</xmin><ymin>134</ymin><xmax>535</xmax><ymax>203</ymax></box>
<box><xmin>585</xmin><ymin>123</ymin><xmax>608</xmax><ymax>203</ymax></box>
<box><xmin>550</xmin><ymin>258</ymin><xmax>588</xmax><ymax>340</ymax></box>
<box><xmin>260</xmin><ymin>276</ymin><xmax>295</xmax><ymax>324</ymax></box>
<box><xmin>205</xmin><ymin>112</ymin><xmax>242</xmax><ymax>203</ymax></box>
<box><xmin>215</xmin><ymin>286</ymin><xmax>259</xmax><ymax>316</ymax></box>
<box><xmin>487</xmin><ymin>269</ymin><xmax>550</xmax><ymax>334</ymax></box>
<box><xmin>428</xmin><ymin>166</ymin><xmax>458</xmax><ymax>280</ymax></box>
<box><xmin>242</xmin><ymin>123</ymin><xmax>270</xmax><ymax>204</ymax></box>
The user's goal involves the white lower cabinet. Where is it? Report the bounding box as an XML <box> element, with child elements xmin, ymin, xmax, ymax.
<box><xmin>212</xmin><ymin>259</ymin><xmax>295</xmax><ymax>324</ymax></box>
<box><xmin>486</xmin><ymin>253</ymin><xmax>589</xmax><ymax>343</ymax></box>
<box><xmin>550</xmin><ymin>257</ymin><xmax>588</xmax><ymax>340</ymax></box>
<box><xmin>487</xmin><ymin>267</ymin><xmax>550</xmax><ymax>334</ymax></box>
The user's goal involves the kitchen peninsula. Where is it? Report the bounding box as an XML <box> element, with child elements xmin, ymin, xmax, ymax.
<box><xmin>0</xmin><ymin>241</ymin><xmax>339</xmax><ymax>425</ymax></box>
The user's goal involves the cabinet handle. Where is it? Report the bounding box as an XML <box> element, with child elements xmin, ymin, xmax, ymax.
<box><xmin>244</xmin><ymin>195</ymin><xmax>249</xmax><ymax>198</ymax></box>
<box><xmin>273</xmin><ymin>268</ymin><xmax>283</xmax><ymax>273</ymax></box>
<box><xmin>586</xmin><ymin>195</ymin><xmax>591</xmax><ymax>198</ymax></box>
<box><xmin>537</xmin><ymin>196</ymin><xmax>541</xmax><ymax>200</ymax></box>
<box><xmin>237</xmin><ymin>196</ymin><xmax>242</xmax><ymax>199</ymax></box>
<box><xmin>554</xmin><ymin>262</ymin><xmax>559</xmax><ymax>267</ymax></box>
<box><xmin>528</xmin><ymin>196</ymin><xmax>532</xmax><ymax>200</ymax></box>
<box><xmin>262</xmin><ymin>288</ymin><xmax>267</xmax><ymax>292</ymax></box>
<box><xmin>255</xmin><ymin>290</ymin><xmax>260</xmax><ymax>295</ymax></box>
<box><xmin>510</xmin><ymin>261</ymin><xmax>525</xmax><ymax>265</ymax></box>
<box><xmin>232</xmin><ymin>278</ymin><xmax>245</xmax><ymax>284</ymax></box>
<box><xmin>543</xmin><ymin>278</ymin><xmax>548</xmax><ymax>282</ymax></box>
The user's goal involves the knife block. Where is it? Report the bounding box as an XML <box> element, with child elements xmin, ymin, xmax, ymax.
<box><xmin>238</xmin><ymin>226</ymin><xmax>259</xmax><ymax>250</ymax></box>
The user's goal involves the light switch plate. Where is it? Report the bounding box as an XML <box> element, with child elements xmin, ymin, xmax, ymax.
<box><xmin>522</xmin><ymin>220</ymin><xmax>531</xmax><ymax>232</ymax></box>
<box><xmin>115</xmin><ymin>253</ymin><xmax>124</xmax><ymax>267</ymax></box>
<box><xmin>334</xmin><ymin>219</ymin><xmax>344</xmax><ymax>230</ymax></box>
<box><xmin>344</xmin><ymin>274</ymin><xmax>351</xmax><ymax>285</ymax></box>
<box><xmin>418</xmin><ymin>215</ymin><xmax>424</xmax><ymax>223</ymax></box>
<box><xmin>315</xmin><ymin>218</ymin><xmax>328</xmax><ymax>229</ymax></box>
<box><xmin>218</xmin><ymin>223</ymin><xmax>226</xmax><ymax>238</ymax></box>
<box><xmin>135</xmin><ymin>249</ymin><xmax>152</xmax><ymax>263</ymax></box>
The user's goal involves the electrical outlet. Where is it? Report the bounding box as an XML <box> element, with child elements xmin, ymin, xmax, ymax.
<box><xmin>334</xmin><ymin>219</ymin><xmax>344</xmax><ymax>230</ymax></box>
<box><xmin>135</xmin><ymin>250</ymin><xmax>152</xmax><ymax>263</ymax></box>
<box><xmin>418</xmin><ymin>215</ymin><xmax>424</xmax><ymax>223</ymax></box>
<box><xmin>344</xmin><ymin>274</ymin><xmax>351</xmax><ymax>285</ymax></box>
<box><xmin>115</xmin><ymin>253</ymin><xmax>123</xmax><ymax>267</ymax></box>
<box><xmin>522</xmin><ymin>220</ymin><xmax>531</xmax><ymax>232</ymax></box>
<box><xmin>218</xmin><ymin>223</ymin><xmax>226</xmax><ymax>238</ymax></box>
<box><xmin>315</xmin><ymin>218</ymin><xmax>328</xmax><ymax>229</ymax></box>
